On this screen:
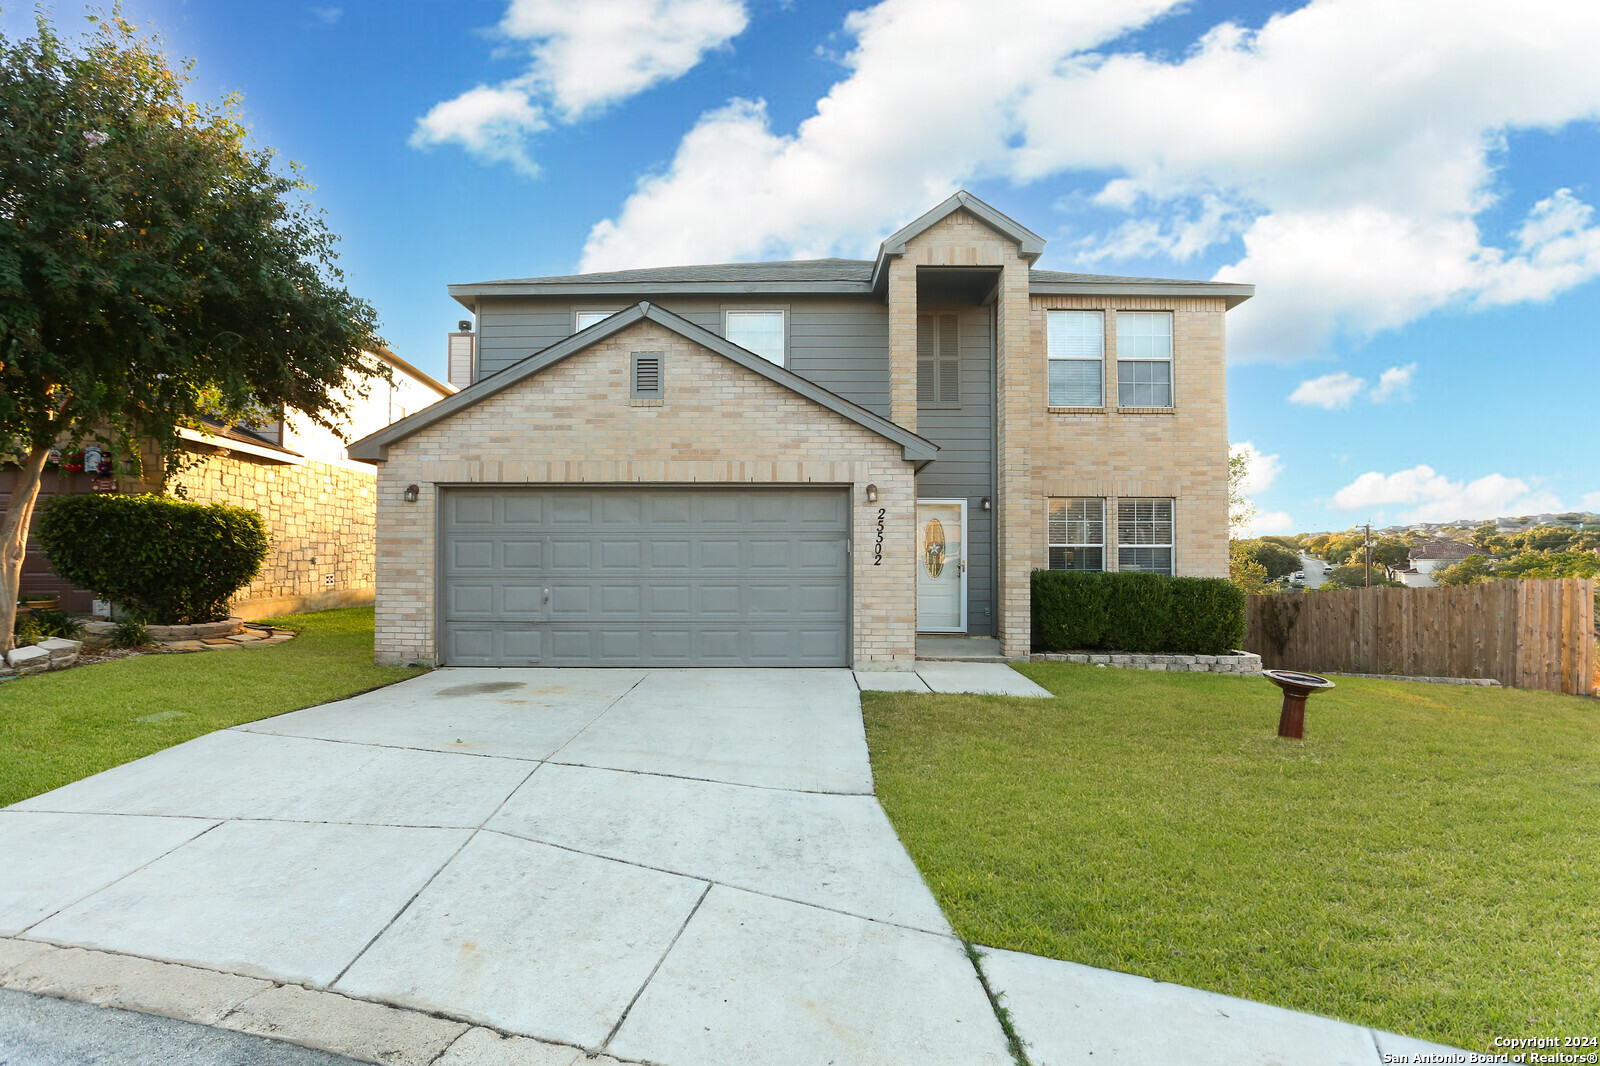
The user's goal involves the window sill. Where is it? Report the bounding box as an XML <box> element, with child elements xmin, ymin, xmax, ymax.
<box><xmin>1116</xmin><ymin>406</ymin><xmax>1176</xmax><ymax>415</ymax></box>
<box><xmin>1047</xmin><ymin>406</ymin><xmax>1106</xmax><ymax>414</ymax></box>
<box><xmin>629</xmin><ymin>399</ymin><xmax>664</xmax><ymax>407</ymax></box>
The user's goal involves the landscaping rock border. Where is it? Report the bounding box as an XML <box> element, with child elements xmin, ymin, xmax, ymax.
<box><xmin>1</xmin><ymin>638</ymin><xmax>81</xmax><ymax>676</ymax></box>
<box><xmin>1029</xmin><ymin>649</ymin><xmax>1263</xmax><ymax>675</ymax></box>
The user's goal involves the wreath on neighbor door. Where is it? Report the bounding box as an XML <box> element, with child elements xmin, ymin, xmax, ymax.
<box><xmin>924</xmin><ymin>518</ymin><xmax>946</xmax><ymax>578</ymax></box>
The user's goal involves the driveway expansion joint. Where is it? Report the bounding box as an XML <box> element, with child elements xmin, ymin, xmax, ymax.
<box><xmin>542</xmin><ymin>758</ymin><xmax>875</xmax><ymax>796</ymax></box>
<box><xmin>600</xmin><ymin>882</ymin><xmax>713</xmax><ymax>1052</ymax></box>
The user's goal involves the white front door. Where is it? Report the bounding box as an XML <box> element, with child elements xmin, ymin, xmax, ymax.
<box><xmin>916</xmin><ymin>499</ymin><xmax>966</xmax><ymax>632</ymax></box>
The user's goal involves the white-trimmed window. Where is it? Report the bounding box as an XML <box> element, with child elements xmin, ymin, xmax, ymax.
<box><xmin>1047</xmin><ymin>310</ymin><xmax>1104</xmax><ymax>407</ymax></box>
<box><xmin>1117</xmin><ymin>498</ymin><xmax>1174</xmax><ymax>574</ymax></box>
<box><xmin>574</xmin><ymin>309</ymin><xmax>618</xmax><ymax>332</ymax></box>
<box><xmin>1116</xmin><ymin>312</ymin><xmax>1173</xmax><ymax>407</ymax></box>
<box><xmin>724</xmin><ymin>309</ymin><xmax>786</xmax><ymax>365</ymax></box>
<box><xmin>1048</xmin><ymin>498</ymin><xmax>1104</xmax><ymax>571</ymax></box>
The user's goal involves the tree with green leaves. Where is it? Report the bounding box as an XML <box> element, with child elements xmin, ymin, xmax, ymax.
<box><xmin>1432</xmin><ymin>554</ymin><xmax>1494</xmax><ymax>586</ymax></box>
<box><xmin>0</xmin><ymin>12</ymin><xmax>383</xmax><ymax>649</ymax></box>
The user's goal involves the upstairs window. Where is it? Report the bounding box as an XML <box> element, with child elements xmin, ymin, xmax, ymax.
<box><xmin>917</xmin><ymin>313</ymin><xmax>960</xmax><ymax>408</ymax></box>
<box><xmin>1117</xmin><ymin>498</ymin><xmax>1174</xmax><ymax>574</ymax></box>
<box><xmin>575</xmin><ymin>309</ymin><xmax>618</xmax><ymax>332</ymax></box>
<box><xmin>725</xmin><ymin>309</ymin><xmax>786</xmax><ymax>365</ymax></box>
<box><xmin>1047</xmin><ymin>311</ymin><xmax>1104</xmax><ymax>407</ymax></box>
<box><xmin>1049</xmin><ymin>498</ymin><xmax>1104</xmax><ymax>571</ymax></box>
<box><xmin>1116</xmin><ymin>312</ymin><xmax>1172</xmax><ymax>407</ymax></box>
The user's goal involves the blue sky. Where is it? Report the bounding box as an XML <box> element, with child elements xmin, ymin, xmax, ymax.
<box><xmin>9</xmin><ymin>0</ymin><xmax>1599</xmax><ymax>533</ymax></box>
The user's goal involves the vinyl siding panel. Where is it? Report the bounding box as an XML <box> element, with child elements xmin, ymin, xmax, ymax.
<box><xmin>915</xmin><ymin>306</ymin><xmax>995</xmax><ymax>635</ymax></box>
<box><xmin>473</xmin><ymin>295</ymin><xmax>891</xmax><ymax>414</ymax></box>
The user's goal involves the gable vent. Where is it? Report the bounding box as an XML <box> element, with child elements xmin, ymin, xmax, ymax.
<box><xmin>632</xmin><ymin>352</ymin><xmax>664</xmax><ymax>398</ymax></box>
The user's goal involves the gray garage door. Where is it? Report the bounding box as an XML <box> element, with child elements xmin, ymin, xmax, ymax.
<box><xmin>440</xmin><ymin>487</ymin><xmax>851</xmax><ymax>666</ymax></box>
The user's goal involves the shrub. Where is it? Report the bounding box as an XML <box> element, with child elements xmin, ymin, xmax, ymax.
<box><xmin>110</xmin><ymin>618</ymin><xmax>150</xmax><ymax>649</ymax></box>
<box><xmin>38</xmin><ymin>494</ymin><xmax>270</xmax><ymax>624</ymax></box>
<box><xmin>14</xmin><ymin>607</ymin><xmax>84</xmax><ymax>642</ymax></box>
<box><xmin>1032</xmin><ymin>570</ymin><xmax>1247</xmax><ymax>656</ymax></box>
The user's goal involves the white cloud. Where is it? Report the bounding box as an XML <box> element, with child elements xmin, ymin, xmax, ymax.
<box><xmin>1370</xmin><ymin>363</ymin><xmax>1416</xmax><ymax>403</ymax></box>
<box><xmin>581</xmin><ymin>0</ymin><xmax>1178</xmax><ymax>269</ymax></box>
<box><xmin>1251</xmin><ymin>510</ymin><xmax>1297</xmax><ymax>535</ymax></box>
<box><xmin>1288</xmin><ymin>372</ymin><xmax>1366</xmax><ymax>410</ymax></box>
<box><xmin>1230</xmin><ymin>441</ymin><xmax>1283</xmax><ymax>495</ymax></box>
<box><xmin>1331</xmin><ymin>465</ymin><xmax>1562</xmax><ymax>523</ymax></box>
<box><xmin>582</xmin><ymin>0</ymin><xmax>1600</xmax><ymax>355</ymax></box>
<box><xmin>413</xmin><ymin>0</ymin><xmax>747</xmax><ymax>170</ymax></box>
<box><xmin>411</xmin><ymin>86</ymin><xmax>548</xmax><ymax>176</ymax></box>
<box><xmin>309</xmin><ymin>6</ymin><xmax>341</xmax><ymax>24</ymax></box>
<box><xmin>1581</xmin><ymin>491</ymin><xmax>1600</xmax><ymax>511</ymax></box>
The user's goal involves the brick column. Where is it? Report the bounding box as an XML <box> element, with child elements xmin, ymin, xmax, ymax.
<box><xmin>994</xmin><ymin>257</ymin><xmax>1036</xmax><ymax>657</ymax></box>
<box><xmin>887</xmin><ymin>257</ymin><xmax>918</xmax><ymax>433</ymax></box>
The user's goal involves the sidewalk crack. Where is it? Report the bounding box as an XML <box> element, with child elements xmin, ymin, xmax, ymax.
<box><xmin>599</xmin><ymin>880</ymin><xmax>712</xmax><ymax>1052</ymax></box>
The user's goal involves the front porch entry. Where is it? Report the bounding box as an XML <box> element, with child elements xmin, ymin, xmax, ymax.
<box><xmin>916</xmin><ymin>499</ymin><xmax>967</xmax><ymax>633</ymax></box>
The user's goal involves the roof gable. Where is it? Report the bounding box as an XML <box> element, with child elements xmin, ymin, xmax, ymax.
<box><xmin>877</xmin><ymin>191</ymin><xmax>1046</xmax><ymax>259</ymax></box>
<box><xmin>347</xmin><ymin>302</ymin><xmax>938</xmax><ymax>465</ymax></box>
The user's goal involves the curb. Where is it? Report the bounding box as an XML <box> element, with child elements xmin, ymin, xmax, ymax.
<box><xmin>0</xmin><ymin>936</ymin><xmax>630</xmax><ymax>1066</ymax></box>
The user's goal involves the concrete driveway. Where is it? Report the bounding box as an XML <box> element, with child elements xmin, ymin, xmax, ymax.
<box><xmin>0</xmin><ymin>669</ymin><xmax>1012</xmax><ymax>1065</ymax></box>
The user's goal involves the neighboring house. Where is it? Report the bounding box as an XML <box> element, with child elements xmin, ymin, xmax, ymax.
<box><xmin>350</xmin><ymin>191</ymin><xmax>1252</xmax><ymax>668</ymax></box>
<box><xmin>1397</xmin><ymin>539</ymin><xmax>1488</xmax><ymax>588</ymax></box>
<box><xmin>4</xmin><ymin>349</ymin><xmax>452</xmax><ymax>619</ymax></box>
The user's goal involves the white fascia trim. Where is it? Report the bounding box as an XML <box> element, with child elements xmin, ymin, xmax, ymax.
<box><xmin>176</xmin><ymin>427</ymin><xmax>306</xmax><ymax>465</ymax></box>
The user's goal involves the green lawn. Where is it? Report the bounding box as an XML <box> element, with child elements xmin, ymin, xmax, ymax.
<box><xmin>0</xmin><ymin>607</ymin><xmax>425</xmax><ymax>808</ymax></box>
<box><xmin>863</xmin><ymin>665</ymin><xmax>1599</xmax><ymax>1051</ymax></box>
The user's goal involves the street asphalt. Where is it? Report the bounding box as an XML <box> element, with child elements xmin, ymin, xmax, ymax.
<box><xmin>0</xmin><ymin>988</ymin><xmax>360</xmax><ymax>1066</ymax></box>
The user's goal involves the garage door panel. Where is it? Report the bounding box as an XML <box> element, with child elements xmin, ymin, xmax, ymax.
<box><xmin>648</xmin><ymin>585</ymin><xmax>692</xmax><ymax>615</ymax></box>
<box><xmin>502</xmin><ymin>496</ymin><xmax>543</xmax><ymax>525</ymax></box>
<box><xmin>698</xmin><ymin>540</ymin><xmax>743</xmax><ymax>570</ymax></box>
<box><xmin>440</xmin><ymin>487</ymin><xmax>848</xmax><ymax>667</ymax></box>
<box><xmin>599</xmin><ymin>540</ymin><xmax>642</xmax><ymax>570</ymax></box>
<box><xmin>451</xmin><ymin>540</ymin><xmax>495</xmax><ymax>570</ymax></box>
<box><xmin>452</xmin><ymin>495</ymin><xmax>495</xmax><ymax>525</ymax></box>
<box><xmin>502</xmin><ymin>540</ymin><xmax>542</xmax><ymax>569</ymax></box>
<box><xmin>550</xmin><ymin>540</ymin><xmax>593</xmax><ymax>569</ymax></box>
<box><xmin>500</xmin><ymin>583</ymin><xmax>545</xmax><ymax>616</ymax></box>
<box><xmin>600</xmin><ymin>585</ymin><xmax>642</xmax><ymax>615</ymax></box>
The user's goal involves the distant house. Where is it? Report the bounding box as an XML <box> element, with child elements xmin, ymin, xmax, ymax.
<box><xmin>1396</xmin><ymin>539</ymin><xmax>1489</xmax><ymax>588</ymax></box>
<box><xmin>4</xmin><ymin>349</ymin><xmax>453</xmax><ymax>619</ymax></box>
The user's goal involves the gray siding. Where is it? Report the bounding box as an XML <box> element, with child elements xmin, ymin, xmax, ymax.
<box><xmin>914</xmin><ymin>306</ymin><xmax>996</xmax><ymax>635</ymax></box>
<box><xmin>473</xmin><ymin>295</ymin><xmax>890</xmax><ymax>415</ymax></box>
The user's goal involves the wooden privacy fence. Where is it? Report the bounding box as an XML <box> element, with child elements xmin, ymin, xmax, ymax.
<box><xmin>1244</xmin><ymin>578</ymin><xmax>1597</xmax><ymax>696</ymax></box>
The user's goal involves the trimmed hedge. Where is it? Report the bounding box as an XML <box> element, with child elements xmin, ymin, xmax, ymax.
<box><xmin>1032</xmin><ymin>569</ymin><xmax>1246</xmax><ymax>655</ymax></box>
<box><xmin>38</xmin><ymin>493</ymin><xmax>270</xmax><ymax>624</ymax></box>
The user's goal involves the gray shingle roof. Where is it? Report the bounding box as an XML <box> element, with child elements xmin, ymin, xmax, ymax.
<box><xmin>467</xmin><ymin>258</ymin><xmax>875</xmax><ymax>287</ymax></box>
<box><xmin>462</xmin><ymin>259</ymin><xmax>1228</xmax><ymax>289</ymax></box>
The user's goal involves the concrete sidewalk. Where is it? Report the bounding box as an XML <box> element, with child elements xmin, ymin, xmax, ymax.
<box><xmin>855</xmin><ymin>659</ymin><xmax>1054</xmax><ymax>697</ymax></box>
<box><xmin>981</xmin><ymin>947</ymin><xmax>1472</xmax><ymax>1066</ymax></box>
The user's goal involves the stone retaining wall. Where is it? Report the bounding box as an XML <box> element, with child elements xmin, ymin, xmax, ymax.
<box><xmin>1030</xmin><ymin>650</ymin><xmax>1262</xmax><ymax>674</ymax></box>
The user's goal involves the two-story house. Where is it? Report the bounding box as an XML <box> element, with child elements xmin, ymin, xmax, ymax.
<box><xmin>349</xmin><ymin>192</ymin><xmax>1252</xmax><ymax>668</ymax></box>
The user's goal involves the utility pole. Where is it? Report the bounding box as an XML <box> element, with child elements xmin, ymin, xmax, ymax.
<box><xmin>1365</xmin><ymin>522</ymin><xmax>1372</xmax><ymax>587</ymax></box>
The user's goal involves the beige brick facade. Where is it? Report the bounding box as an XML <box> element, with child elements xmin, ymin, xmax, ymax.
<box><xmin>886</xmin><ymin>210</ymin><xmax>1230</xmax><ymax>656</ymax></box>
<box><xmin>372</xmin><ymin>320</ymin><xmax>919</xmax><ymax>667</ymax></box>
<box><xmin>168</xmin><ymin>448</ymin><xmax>378</xmax><ymax>619</ymax></box>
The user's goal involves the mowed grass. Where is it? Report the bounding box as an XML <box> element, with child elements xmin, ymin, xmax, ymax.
<box><xmin>863</xmin><ymin>665</ymin><xmax>1600</xmax><ymax>1050</ymax></box>
<box><xmin>0</xmin><ymin>607</ymin><xmax>425</xmax><ymax>807</ymax></box>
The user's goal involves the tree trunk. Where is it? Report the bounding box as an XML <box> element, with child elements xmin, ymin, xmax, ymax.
<box><xmin>0</xmin><ymin>441</ymin><xmax>55</xmax><ymax>654</ymax></box>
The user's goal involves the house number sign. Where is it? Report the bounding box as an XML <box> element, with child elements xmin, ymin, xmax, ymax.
<box><xmin>873</xmin><ymin>508</ymin><xmax>885</xmax><ymax>566</ymax></box>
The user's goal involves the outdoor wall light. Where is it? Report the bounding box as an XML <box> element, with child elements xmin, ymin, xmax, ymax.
<box><xmin>981</xmin><ymin>496</ymin><xmax>992</xmax><ymax>511</ymax></box>
<box><xmin>403</xmin><ymin>484</ymin><xmax>420</xmax><ymax>503</ymax></box>
<box><xmin>865</xmin><ymin>484</ymin><xmax>879</xmax><ymax>504</ymax></box>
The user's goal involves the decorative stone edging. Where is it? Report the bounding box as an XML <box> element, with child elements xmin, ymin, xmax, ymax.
<box><xmin>1323</xmin><ymin>672</ymin><xmax>1501</xmax><ymax>686</ymax></box>
<box><xmin>1029</xmin><ymin>650</ymin><xmax>1263</xmax><ymax>675</ymax></box>
<box><xmin>1</xmin><ymin>637</ymin><xmax>81</xmax><ymax>675</ymax></box>
<box><xmin>80</xmin><ymin>617</ymin><xmax>244</xmax><ymax>647</ymax></box>
<box><xmin>0</xmin><ymin>937</ymin><xmax>628</xmax><ymax>1066</ymax></box>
